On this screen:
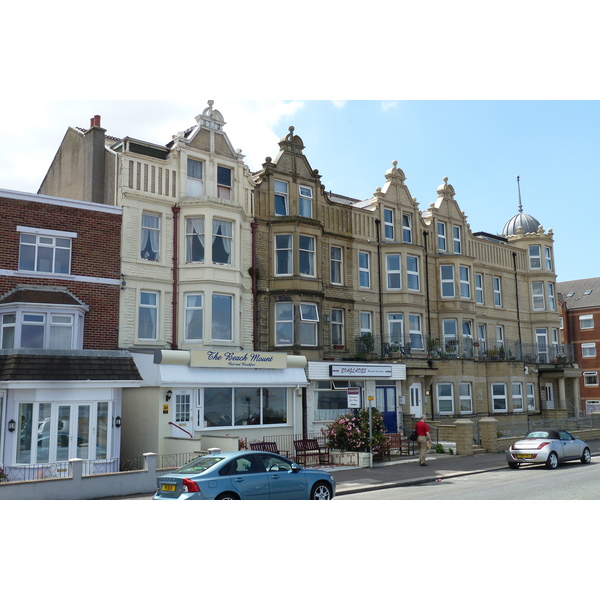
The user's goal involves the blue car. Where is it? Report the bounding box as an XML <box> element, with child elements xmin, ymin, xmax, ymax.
<box><xmin>153</xmin><ymin>450</ymin><xmax>336</xmax><ymax>500</ymax></box>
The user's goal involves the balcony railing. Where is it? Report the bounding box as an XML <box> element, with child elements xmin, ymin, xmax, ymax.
<box><xmin>354</xmin><ymin>334</ymin><xmax>574</xmax><ymax>364</ymax></box>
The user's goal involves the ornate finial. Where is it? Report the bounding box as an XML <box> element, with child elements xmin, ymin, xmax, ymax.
<box><xmin>289</xmin><ymin>126</ymin><xmax>295</xmax><ymax>133</ymax></box>
<box><xmin>208</xmin><ymin>100</ymin><xmax>214</xmax><ymax>108</ymax></box>
<box><xmin>443</xmin><ymin>176</ymin><xmax>448</xmax><ymax>184</ymax></box>
<box><xmin>392</xmin><ymin>160</ymin><xmax>398</xmax><ymax>167</ymax></box>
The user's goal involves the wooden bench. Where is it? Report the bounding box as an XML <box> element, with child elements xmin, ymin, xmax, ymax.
<box><xmin>374</xmin><ymin>433</ymin><xmax>412</xmax><ymax>461</ymax></box>
<box><xmin>249</xmin><ymin>441</ymin><xmax>288</xmax><ymax>457</ymax></box>
<box><xmin>293</xmin><ymin>439</ymin><xmax>330</xmax><ymax>466</ymax></box>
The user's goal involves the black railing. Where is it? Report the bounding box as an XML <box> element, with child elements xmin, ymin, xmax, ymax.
<box><xmin>354</xmin><ymin>334</ymin><xmax>574</xmax><ymax>364</ymax></box>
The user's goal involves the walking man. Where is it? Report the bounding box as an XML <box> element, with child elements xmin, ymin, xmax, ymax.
<box><xmin>415</xmin><ymin>415</ymin><xmax>432</xmax><ymax>466</ymax></box>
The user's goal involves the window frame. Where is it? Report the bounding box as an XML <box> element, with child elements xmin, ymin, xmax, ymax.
<box><xmin>184</xmin><ymin>293</ymin><xmax>204</xmax><ymax>342</ymax></box>
<box><xmin>386</xmin><ymin>253</ymin><xmax>402</xmax><ymax>290</ymax></box>
<box><xmin>579</xmin><ymin>315</ymin><xmax>594</xmax><ymax>329</ymax></box>
<box><xmin>582</xmin><ymin>343</ymin><xmax>596</xmax><ymax>358</ymax></box>
<box><xmin>299</xmin><ymin>302</ymin><xmax>319</xmax><ymax>346</ymax></box>
<box><xmin>440</xmin><ymin>264</ymin><xmax>455</xmax><ymax>298</ymax></box>
<box><xmin>217</xmin><ymin>165</ymin><xmax>232</xmax><ymax>200</ymax></box>
<box><xmin>331</xmin><ymin>308</ymin><xmax>344</xmax><ymax>347</ymax></box>
<box><xmin>493</xmin><ymin>276</ymin><xmax>502</xmax><ymax>307</ymax></box>
<box><xmin>453</xmin><ymin>225</ymin><xmax>462</xmax><ymax>254</ymax></box>
<box><xmin>186</xmin><ymin>157</ymin><xmax>204</xmax><ymax>197</ymax></box>
<box><xmin>437</xmin><ymin>221</ymin><xmax>447</xmax><ymax>252</ymax></box>
<box><xmin>531</xmin><ymin>281</ymin><xmax>546</xmax><ymax>310</ymax></box>
<box><xmin>274</xmin><ymin>179</ymin><xmax>289</xmax><ymax>216</ymax></box>
<box><xmin>185</xmin><ymin>217</ymin><xmax>205</xmax><ymax>263</ymax></box>
<box><xmin>512</xmin><ymin>382</ymin><xmax>524</xmax><ymax>412</ymax></box>
<box><xmin>211</xmin><ymin>218</ymin><xmax>233</xmax><ymax>265</ymax></box>
<box><xmin>459</xmin><ymin>382</ymin><xmax>473</xmax><ymax>414</ymax></box>
<box><xmin>475</xmin><ymin>273</ymin><xmax>484</xmax><ymax>305</ymax></box>
<box><xmin>437</xmin><ymin>382</ymin><xmax>454</xmax><ymax>415</ymax></box>
<box><xmin>141</xmin><ymin>212</ymin><xmax>160</xmax><ymax>261</ymax></box>
<box><xmin>402</xmin><ymin>213</ymin><xmax>412</xmax><ymax>244</ymax></box>
<box><xmin>406</xmin><ymin>255</ymin><xmax>420</xmax><ymax>291</ymax></box>
<box><xmin>529</xmin><ymin>245</ymin><xmax>541</xmax><ymax>269</ymax></box>
<box><xmin>211</xmin><ymin>293</ymin><xmax>233</xmax><ymax>342</ymax></box>
<box><xmin>359</xmin><ymin>251</ymin><xmax>371</xmax><ymax>288</ymax></box>
<box><xmin>274</xmin><ymin>301</ymin><xmax>293</xmax><ymax>346</ymax></box>
<box><xmin>299</xmin><ymin>185</ymin><xmax>313</xmax><ymax>218</ymax></box>
<box><xmin>409</xmin><ymin>314</ymin><xmax>424</xmax><ymax>349</ymax></box>
<box><xmin>274</xmin><ymin>233</ymin><xmax>293</xmax><ymax>276</ymax></box>
<box><xmin>138</xmin><ymin>290</ymin><xmax>159</xmax><ymax>341</ymax></box>
<box><xmin>383</xmin><ymin>207</ymin><xmax>395</xmax><ymax>241</ymax></box>
<box><xmin>459</xmin><ymin>265</ymin><xmax>471</xmax><ymax>299</ymax></box>
<box><xmin>330</xmin><ymin>245</ymin><xmax>343</xmax><ymax>285</ymax></box>
<box><xmin>18</xmin><ymin>229</ymin><xmax>74</xmax><ymax>275</ymax></box>
<box><xmin>491</xmin><ymin>382</ymin><xmax>508</xmax><ymax>413</ymax></box>
<box><xmin>299</xmin><ymin>235</ymin><xmax>316</xmax><ymax>277</ymax></box>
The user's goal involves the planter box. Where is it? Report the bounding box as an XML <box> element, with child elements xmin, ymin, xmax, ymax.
<box><xmin>330</xmin><ymin>450</ymin><xmax>371</xmax><ymax>468</ymax></box>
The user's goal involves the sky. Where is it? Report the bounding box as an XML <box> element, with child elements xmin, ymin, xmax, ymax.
<box><xmin>1</xmin><ymin>98</ymin><xmax>598</xmax><ymax>283</ymax></box>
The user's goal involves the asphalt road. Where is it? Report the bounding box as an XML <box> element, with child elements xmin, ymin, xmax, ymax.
<box><xmin>336</xmin><ymin>458</ymin><xmax>600</xmax><ymax>500</ymax></box>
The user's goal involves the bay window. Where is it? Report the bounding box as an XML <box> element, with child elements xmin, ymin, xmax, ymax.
<box><xmin>275</xmin><ymin>234</ymin><xmax>293</xmax><ymax>276</ymax></box>
<box><xmin>386</xmin><ymin>254</ymin><xmax>401</xmax><ymax>290</ymax></box>
<box><xmin>407</xmin><ymin>255</ymin><xmax>420</xmax><ymax>290</ymax></box>
<box><xmin>299</xmin><ymin>235</ymin><xmax>316</xmax><ymax>277</ymax></box>
<box><xmin>212</xmin><ymin>294</ymin><xmax>233</xmax><ymax>341</ymax></box>
<box><xmin>185</xmin><ymin>217</ymin><xmax>205</xmax><ymax>263</ymax></box>
<box><xmin>440</xmin><ymin>265</ymin><xmax>455</xmax><ymax>298</ymax></box>
<box><xmin>184</xmin><ymin>293</ymin><xmax>203</xmax><ymax>341</ymax></box>
<box><xmin>299</xmin><ymin>302</ymin><xmax>319</xmax><ymax>346</ymax></box>
<box><xmin>212</xmin><ymin>219</ymin><xmax>232</xmax><ymax>265</ymax></box>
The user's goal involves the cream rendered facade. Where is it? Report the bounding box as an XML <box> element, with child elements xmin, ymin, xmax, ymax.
<box><xmin>115</xmin><ymin>102</ymin><xmax>254</xmax><ymax>352</ymax></box>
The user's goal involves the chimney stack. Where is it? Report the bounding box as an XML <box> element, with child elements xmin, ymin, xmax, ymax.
<box><xmin>89</xmin><ymin>115</ymin><xmax>102</xmax><ymax>129</ymax></box>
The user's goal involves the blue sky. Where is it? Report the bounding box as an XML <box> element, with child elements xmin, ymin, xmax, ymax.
<box><xmin>0</xmin><ymin>99</ymin><xmax>597</xmax><ymax>283</ymax></box>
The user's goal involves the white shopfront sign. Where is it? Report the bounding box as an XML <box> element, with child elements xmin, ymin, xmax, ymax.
<box><xmin>329</xmin><ymin>364</ymin><xmax>393</xmax><ymax>378</ymax></box>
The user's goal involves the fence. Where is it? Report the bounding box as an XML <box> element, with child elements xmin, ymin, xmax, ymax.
<box><xmin>496</xmin><ymin>416</ymin><xmax>595</xmax><ymax>439</ymax></box>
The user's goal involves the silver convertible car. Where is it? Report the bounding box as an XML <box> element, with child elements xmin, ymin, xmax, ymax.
<box><xmin>153</xmin><ymin>450</ymin><xmax>336</xmax><ymax>500</ymax></box>
<box><xmin>506</xmin><ymin>429</ymin><xmax>592</xmax><ymax>469</ymax></box>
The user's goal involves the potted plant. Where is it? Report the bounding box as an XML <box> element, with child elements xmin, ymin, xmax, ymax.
<box><xmin>360</xmin><ymin>332</ymin><xmax>375</xmax><ymax>358</ymax></box>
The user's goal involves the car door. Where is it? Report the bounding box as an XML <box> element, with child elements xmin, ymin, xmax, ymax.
<box><xmin>558</xmin><ymin>430</ymin><xmax>580</xmax><ymax>459</ymax></box>
<box><xmin>225</xmin><ymin>455</ymin><xmax>270</xmax><ymax>499</ymax></box>
<box><xmin>259</xmin><ymin>454</ymin><xmax>307</xmax><ymax>499</ymax></box>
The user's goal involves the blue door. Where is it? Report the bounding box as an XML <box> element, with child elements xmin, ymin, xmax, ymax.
<box><xmin>376</xmin><ymin>386</ymin><xmax>397</xmax><ymax>433</ymax></box>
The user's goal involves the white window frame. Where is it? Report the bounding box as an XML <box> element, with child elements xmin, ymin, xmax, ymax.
<box><xmin>211</xmin><ymin>218</ymin><xmax>233</xmax><ymax>265</ymax></box>
<box><xmin>299</xmin><ymin>302</ymin><xmax>319</xmax><ymax>346</ymax></box>
<box><xmin>532</xmin><ymin>281</ymin><xmax>545</xmax><ymax>310</ymax></box>
<box><xmin>141</xmin><ymin>212</ymin><xmax>160</xmax><ymax>261</ymax></box>
<box><xmin>475</xmin><ymin>273</ymin><xmax>484</xmax><ymax>304</ymax></box>
<box><xmin>409</xmin><ymin>314</ymin><xmax>424</xmax><ymax>349</ymax></box>
<box><xmin>359</xmin><ymin>251</ymin><xmax>371</xmax><ymax>288</ymax></box>
<box><xmin>491</xmin><ymin>382</ymin><xmax>508</xmax><ymax>413</ymax></box>
<box><xmin>360</xmin><ymin>311</ymin><xmax>372</xmax><ymax>335</ymax></box>
<box><xmin>440</xmin><ymin>264</ymin><xmax>455</xmax><ymax>298</ymax></box>
<box><xmin>299</xmin><ymin>235</ymin><xmax>316</xmax><ymax>277</ymax></box>
<box><xmin>583</xmin><ymin>372</ymin><xmax>599</xmax><ymax>386</ymax></box>
<box><xmin>579</xmin><ymin>315</ymin><xmax>594</xmax><ymax>329</ymax></box>
<box><xmin>275</xmin><ymin>234</ymin><xmax>293</xmax><ymax>276</ymax></box>
<box><xmin>18</xmin><ymin>227</ymin><xmax>75</xmax><ymax>275</ymax></box>
<box><xmin>299</xmin><ymin>185</ymin><xmax>313</xmax><ymax>218</ymax></box>
<box><xmin>387</xmin><ymin>313</ymin><xmax>404</xmax><ymax>344</ymax></box>
<box><xmin>186</xmin><ymin>157</ymin><xmax>204</xmax><ymax>197</ymax></box>
<box><xmin>527</xmin><ymin>383</ymin><xmax>536</xmax><ymax>411</ymax></box>
<box><xmin>386</xmin><ymin>253</ymin><xmax>402</xmax><ymax>290</ymax></box>
<box><xmin>529</xmin><ymin>245</ymin><xmax>541</xmax><ymax>269</ymax></box>
<box><xmin>185</xmin><ymin>217</ymin><xmax>205</xmax><ymax>263</ymax></box>
<box><xmin>275</xmin><ymin>302</ymin><xmax>293</xmax><ymax>346</ymax></box>
<box><xmin>383</xmin><ymin>208</ymin><xmax>395</xmax><ymax>241</ymax></box>
<box><xmin>545</xmin><ymin>246</ymin><xmax>553</xmax><ymax>270</ymax></box>
<box><xmin>274</xmin><ymin>180</ymin><xmax>289</xmax><ymax>216</ymax></box>
<box><xmin>548</xmin><ymin>282</ymin><xmax>556</xmax><ymax>311</ymax></box>
<box><xmin>437</xmin><ymin>382</ymin><xmax>454</xmax><ymax>414</ymax></box>
<box><xmin>437</xmin><ymin>222</ymin><xmax>447</xmax><ymax>252</ymax></box>
<box><xmin>453</xmin><ymin>225</ymin><xmax>462</xmax><ymax>254</ymax></box>
<box><xmin>459</xmin><ymin>265</ymin><xmax>471</xmax><ymax>299</ymax></box>
<box><xmin>493</xmin><ymin>276</ymin><xmax>502</xmax><ymax>307</ymax></box>
<box><xmin>331</xmin><ymin>308</ymin><xmax>344</xmax><ymax>347</ymax></box>
<box><xmin>459</xmin><ymin>382</ymin><xmax>473</xmax><ymax>414</ymax></box>
<box><xmin>211</xmin><ymin>293</ymin><xmax>233</xmax><ymax>342</ymax></box>
<box><xmin>138</xmin><ymin>291</ymin><xmax>159</xmax><ymax>341</ymax></box>
<box><xmin>402</xmin><ymin>213</ymin><xmax>412</xmax><ymax>243</ymax></box>
<box><xmin>582</xmin><ymin>343</ymin><xmax>596</xmax><ymax>358</ymax></box>
<box><xmin>330</xmin><ymin>245</ymin><xmax>343</xmax><ymax>285</ymax></box>
<box><xmin>217</xmin><ymin>165</ymin><xmax>232</xmax><ymax>200</ymax></box>
<box><xmin>407</xmin><ymin>255</ymin><xmax>420</xmax><ymax>291</ymax></box>
<box><xmin>184</xmin><ymin>293</ymin><xmax>204</xmax><ymax>342</ymax></box>
<box><xmin>512</xmin><ymin>382</ymin><xmax>524</xmax><ymax>412</ymax></box>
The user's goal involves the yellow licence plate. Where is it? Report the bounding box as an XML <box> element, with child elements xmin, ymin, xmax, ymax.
<box><xmin>518</xmin><ymin>454</ymin><xmax>533</xmax><ymax>459</ymax></box>
<box><xmin>161</xmin><ymin>484</ymin><xmax>176</xmax><ymax>492</ymax></box>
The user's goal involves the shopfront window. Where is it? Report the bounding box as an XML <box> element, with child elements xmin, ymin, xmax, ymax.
<box><xmin>203</xmin><ymin>387</ymin><xmax>287</xmax><ymax>428</ymax></box>
<box><xmin>314</xmin><ymin>380</ymin><xmax>362</xmax><ymax>421</ymax></box>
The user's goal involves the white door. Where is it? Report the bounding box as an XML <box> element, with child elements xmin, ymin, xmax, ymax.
<box><xmin>410</xmin><ymin>383</ymin><xmax>422</xmax><ymax>418</ymax></box>
<box><xmin>545</xmin><ymin>384</ymin><xmax>554</xmax><ymax>409</ymax></box>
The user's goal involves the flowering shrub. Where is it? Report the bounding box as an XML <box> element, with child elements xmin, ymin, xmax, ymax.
<box><xmin>322</xmin><ymin>408</ymin><xmax>388</xmax><ymax>453</ymax></box>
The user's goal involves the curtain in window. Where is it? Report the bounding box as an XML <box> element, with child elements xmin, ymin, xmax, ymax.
<box><xmin>141</xmin><ymin>214</ymin><xmax>160</xmax><ymax>260</ymax></box>
<box><xmin>186</xmin><ymin>218</ymin><xmax>205</xmax><ymax>261</ymax></box>
<box><xmin>212</xmin><ymin>219</ymin><xmax>232</xmax><ymax>263</ymax></box>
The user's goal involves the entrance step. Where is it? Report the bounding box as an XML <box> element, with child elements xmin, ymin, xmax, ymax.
<box><xmin>472</xmin><ymin>445</ymin><xmax>487</xmax><ymax>454</ymax></box>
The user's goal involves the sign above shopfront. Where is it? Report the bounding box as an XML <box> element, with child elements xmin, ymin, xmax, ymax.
<box><xmin>329</xmin><ymin>364</ymin><xmax>393</xmax><ymax>377</ymax></box>
<box><xmin>190</xmin><ymin>350</ymin><xmax>288</xmax><ymax>369</ymax></box>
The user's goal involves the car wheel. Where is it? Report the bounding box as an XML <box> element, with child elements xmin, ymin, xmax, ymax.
<box><xmin>546</xmin><ymin>452</ymin><xmax>559</xmax><ymax>470</ymax></box>
<box><xmin>216</xmin><ymin>492</ymin><xmax>239</xmax><ymax>500</ymax></box>
<box><xmin>508</xmin><ymin>462</ymin><xmax>520</xmax><ymax>469</ymax></box>
<box><xmin>310</xmin><ymin>482</ymin><xmax>333</xmax><ymax>500</ymax></box>
<box><xmin>581</xmin><ymin>447</ymin><xmax>592</xmax><ymax>464</ymax></box>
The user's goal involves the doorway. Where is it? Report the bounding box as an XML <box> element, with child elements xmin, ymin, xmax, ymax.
<box><xmin>410</xmin><ymin>382</ymin><xmax>423</xmax><ymax>418</ymax></box>
<box><xmin>376</xmin><ymin>385</ymin><xmax>397</xmax><ymax>433</ymax></box>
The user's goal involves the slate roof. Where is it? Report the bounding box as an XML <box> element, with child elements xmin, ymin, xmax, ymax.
<box><xmin>0</xmin><ymin>349</ymin><xmax>142</xmax><ymax>382</ymax></box>
<box><xmin>0</xmin><ymin>286</ymin><xmax>88</xmax><ymax>310</ymax></box>
<box><xmin>556</xmin><ymin>277</ymin><xmax>600</xmax><ymax>310</ymax></box>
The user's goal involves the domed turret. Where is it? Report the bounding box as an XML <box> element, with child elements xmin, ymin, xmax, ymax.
<box><xmin>502</xmin><ymin>176</ymin><xmax>540</xmax><ymax>236</ymax></box>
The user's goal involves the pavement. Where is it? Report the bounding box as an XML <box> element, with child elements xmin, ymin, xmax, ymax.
<box><xmin>329</xmin><ymin>438</ymin><xmax>600</xmax><ymax>496</ymax></box>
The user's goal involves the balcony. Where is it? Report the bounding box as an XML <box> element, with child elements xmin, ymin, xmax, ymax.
<box><xmin>354</xmin><ymin>333</ymin><xmax>575</xmax><ymax>365</ymax></box>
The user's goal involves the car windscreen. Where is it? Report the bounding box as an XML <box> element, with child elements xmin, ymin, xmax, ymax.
<box><xmin>526</xmin><ymin>431</ymin><xmax>558</xmax><ymax>439</ymax></box>
<box><xmin>174</xmin><ymin>455</ymin><xmax>225</xmax><ymax>474</ymax></box>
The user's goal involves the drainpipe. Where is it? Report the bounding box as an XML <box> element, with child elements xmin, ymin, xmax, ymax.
<box><xmin>512</xmin><ymin>251</ymin><xmax>523</xmax><ymax>354</ymax></box>
<box><xmin>423</xmin><ymin>231</ymin><xmax>431</xmax><ymax>343</ymax></box>
<box><xmin>375</xmin><ymin>219</ymin><xmax>384</xmax><ymax>357</ymax></box>
<box><xmin>171</xmin><ymin>205</ymin><xmax>180</xmax><ymax>349</ymax></box>
<box><xmin>251</xmin><ymin>221</ymin><xmax>258</xmax><ymax>351</ymax></box>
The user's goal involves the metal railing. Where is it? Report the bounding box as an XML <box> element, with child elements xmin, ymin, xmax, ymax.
<box><xmin>353</xmin><ymin>334</ymin><xmax>574</xmax><ymax>364</ymax></box>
